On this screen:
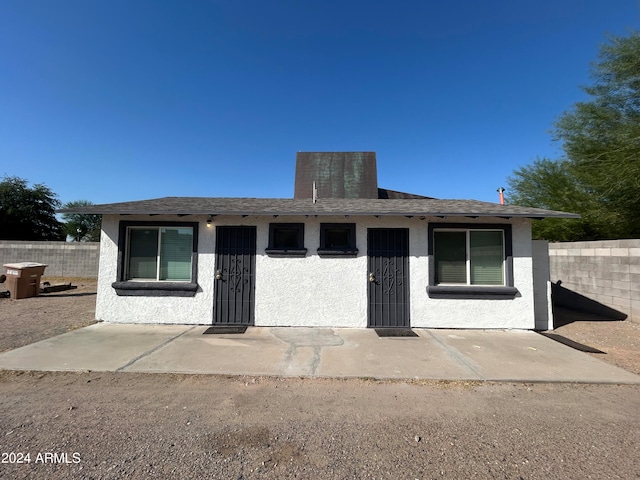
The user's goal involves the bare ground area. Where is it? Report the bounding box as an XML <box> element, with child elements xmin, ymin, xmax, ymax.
<box><xmin>553</xmin><ymin>308</ymin><xmax>640</xmax><ymax>375</ymax></box>
<box><xmin>1</xmin><ymin>279</ymin><xmax>639</xmax><ymax>479</ymax></box>
<box><xmin>0</xmin><ymin>277</ymin><xmax>97</xmax><ymax>353</ymax></box>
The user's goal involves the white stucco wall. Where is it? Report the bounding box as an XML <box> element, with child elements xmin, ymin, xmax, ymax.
<box><xmin>410</xmin><ymin>218</ymin><xmax>535</xmax><ymax>329</ymax></box>
<box><xmin>96</xmin><ymin>215</ymin><xmax>215</xmax><ymax>324</ymax></box>
<box><xmin>95</xmin><ymin>214</ymin><xmax>537</xmax><ymax>329</ymax></box>
<box><xmin>255</xmin><ymin>217</ymin><xmax>367</xmax><ymax>327</ymax></box>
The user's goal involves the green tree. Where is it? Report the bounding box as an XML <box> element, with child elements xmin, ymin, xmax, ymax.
<box><xmin>0</xmin><ymin>176</ymin><xmax>65</xmax><ymax>241</ymax></box>
<box><xmin>508</xmin><ymin>158</ymin><xmax>595</xmax><ymax>241</ymax></box>
<box><xmin>508</xmin><ymin>32</ymin><xmax>640</xmax><ymax>241</ymax></box>
<box><xmin>555</xmin><ymin>32</ymin><xmax>640</xmax><ymax>239</ymax></box>
<box><xmin>61</xmin><ymin>200</ymin><xmax>102</xmax><ymax>242</ymax></box>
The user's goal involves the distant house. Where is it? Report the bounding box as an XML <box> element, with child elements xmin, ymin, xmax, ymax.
<box><xmin>60</xmin><ymin>152</ymin><xmax>577</xmax><ymax>329</ymax></box>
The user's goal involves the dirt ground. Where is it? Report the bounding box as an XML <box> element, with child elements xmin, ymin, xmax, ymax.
<box><xmin>1</xmin><ymin>279</ymin><xmax>639</xmax><ymax>479</ymax></box>
<box><xmin>0</xmin><ymin>277</ymin><xmax>97</xmax><ymax>354</ymax></box>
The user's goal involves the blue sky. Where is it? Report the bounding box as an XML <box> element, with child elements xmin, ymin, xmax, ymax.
<box><xmin>1</xmin><ymin>1</ymin><xmax>638</xmax><ymax>206</ymax></box>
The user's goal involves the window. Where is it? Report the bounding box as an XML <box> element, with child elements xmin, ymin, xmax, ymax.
<box><xmin>428</xmin><ymin>224</ymin><xmax>517</xmax><ymax>299</ymax></box>
<box><xmin>266</xmin><ymin>223</ymin><xmax>306</xmax><ymax>256</ymax></box>
<box><xmin>318</xmin><ymin>223</ymin><xmax>358</xmax><ymax>256</ymax></box>
<box><xmin>127</xmin><ymin>227</ymin><xmax>193</xmax><ymax>281</ymax></box>
<box><xmin>113</xmin><ymin>221</ymin><xmax>198</xmax><ymax>297</ymax></box>
<box><xmin>434</xmin><ymin>230</ymin><xmax>504</xmax><ymax>285</ymax></box>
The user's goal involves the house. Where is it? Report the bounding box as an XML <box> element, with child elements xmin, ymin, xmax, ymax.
<box><xmin>60</xmin><ymin>152</ymin><xmax>578</xmax><ymax>330</ymax></box>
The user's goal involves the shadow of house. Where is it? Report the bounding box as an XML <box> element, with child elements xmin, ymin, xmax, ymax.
<box><xmin>552</xmin><ymin>281</ymin><xmax>627</xmax><ymax>328</ymax></box>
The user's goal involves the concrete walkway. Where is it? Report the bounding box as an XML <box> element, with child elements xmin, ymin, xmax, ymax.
<box><xmin>0</xmin><ymin>324</ymin><xmax>639</xmax><ymax>384</ymax></box>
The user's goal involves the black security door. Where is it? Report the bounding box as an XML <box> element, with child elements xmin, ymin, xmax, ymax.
<box><xmin>214</xmin><ymin>226</ymin><xmax>256</xmax><ymax>325</ymax></box>
<box><xmin>367</xmin><ymin>228</ymin><xmax>410</xmax><ymax>328</ymax></box>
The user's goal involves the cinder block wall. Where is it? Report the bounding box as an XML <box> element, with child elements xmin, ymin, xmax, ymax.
<box><xmin>549</xmin><ymin>239</ymin><xmax>640</xmax><ymax>322</ymax></box>
<box><xmin>0</xmin><ymin>241</ymin><xmax>99</xmax><ymax>278</ymax></box>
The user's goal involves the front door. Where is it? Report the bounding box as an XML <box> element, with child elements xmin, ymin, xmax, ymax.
<box><xmin>367</xmin><ymin>228</ymin><xmax>410</xmax><ymax>328</ymax></box>
<box><xmin>214</xmin><ymin>226</ymin><xmax>256</xmax><ymax>325</ymax></box>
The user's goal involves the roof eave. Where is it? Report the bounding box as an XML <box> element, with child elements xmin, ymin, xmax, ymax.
<box><xmin>57</xmin><ymin>208</ymin><xmax>580</xmax><ymax>219</ymax></box>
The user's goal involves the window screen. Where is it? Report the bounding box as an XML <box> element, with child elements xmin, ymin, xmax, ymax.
<box><xmin>128</xmin><ymin>229</ymin><xmax>159</xmax><ymax>279</ymax></box>
<box><xmin>319</xmin><ymin>223</ymin><xmax>356</xmax><ymax>251</ymax></box>
<box><xmin>434</xmin><ymin>231</ymin><xmax>467</xmax><ymax>284</ymax></box>
<box><xmin>273</xmin><ymin>228</ymin><xmax>301</xmax><ymax>249</ymax></box>
<box><xmin>470</xmin><ymin>231</ymin><xmax>504</xmax><ymax>285</ymax></box>
<box><xmin>159</xmin><ymin>227</ymin><xmax>193</xmax><ymax>281</ymax></box>
<box><xmin>324</xmin><ymin>228</ymin><xmax>351</xmax><ymax>248</ymax></box>
<box><xmin>269</xmin><ymin>224</ymin><xmax>304</xmax><ymax>250</ymax></box>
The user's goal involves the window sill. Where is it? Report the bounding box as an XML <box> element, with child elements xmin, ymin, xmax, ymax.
<box><xmin>265</xmin><ymin>248</ymin><xmax>308</xmax><ymax>257</ymax></box>
<box><xmin>317</xmin><ymin>248</ymin><xmax>359</xmax><ymax>257</ymax></box>
<box><xmin>112</xmin><ymin>281</ymin><xmax>198</xmax><ymax>297</ymax></box>
<box><xmin>427</xmin><ymin>285</ymin><xmax>518</xmax><ymax>299</ymax></box>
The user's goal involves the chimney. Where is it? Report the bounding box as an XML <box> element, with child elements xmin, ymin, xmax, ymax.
<box><xmin>497</xmin><ymin>187</ymin><xmax>505</xmax><ymax>205</ymax></box>
<box><xmin>294</xmin><ymin>152</ymin><xmax>378</xmax><ymax>199</ymax></box>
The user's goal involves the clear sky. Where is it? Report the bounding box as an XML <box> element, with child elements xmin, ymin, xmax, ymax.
<box><xmin>1</xmin><ymin>1</ymin><xmax>638</xmax><ymax>206</ymax></box>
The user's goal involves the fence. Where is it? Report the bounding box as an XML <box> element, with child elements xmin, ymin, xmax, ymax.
<box><xmin>0</xmin><ymin>241</ymin><xmax>99</xmax><ymax>278</ymax></box>
<box><xmin>549</xmin><ymin>239</ymin><xmax>640</xmax><ymax>323</ymax></box>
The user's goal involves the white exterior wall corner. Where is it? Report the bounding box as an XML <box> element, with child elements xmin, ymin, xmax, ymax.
<box><xmin>95</xmin><ymin>215</ymin><xmax>538</xmax><ymax>329</ymax></box>
<box><xmin>96</xmin><ymin>215</ymin><xmax>215</xmax><ymax>324</ymax></box>
<box><xmin>411</xmin><ymin>219</ymin><xmax>536</xmax><ymax>330</ymax></box>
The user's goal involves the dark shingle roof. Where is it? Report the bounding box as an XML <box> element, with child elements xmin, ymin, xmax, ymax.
<box><xmin>58</xmin><ymin>196</ymin><xmax>579</xmax><ymax>219</ymax></box>
<box><xmin>377</xmin><ymin>188</ymin><xmax>434</xmax><ymax>199</ymax></box>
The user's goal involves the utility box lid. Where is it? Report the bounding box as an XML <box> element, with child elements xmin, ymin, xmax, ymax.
<box><xmin>4</xmin><ymin>262</ymin><xmax>48</xmax><ymax>270</ymax></box>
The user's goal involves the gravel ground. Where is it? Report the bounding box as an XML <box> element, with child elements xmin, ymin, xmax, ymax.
<box><xmin>1</xmin><ymin>280</ymin><xmax>639</xmax><ymax>479</ymax></box>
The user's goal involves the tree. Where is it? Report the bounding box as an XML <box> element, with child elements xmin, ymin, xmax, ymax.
<box><xmin>508</xmin><ymin>32</ymin><xmax>640</xmax><ymax>241</ymax></box>
<box><xmin>0</xmin><ymin>176</ymin><xmax>65</xmax><ymax>241</ymax></box>
<box><xmin>61</xmin><ymin>200</ymin><xmax>102</xmax><ymax>242</ymax></box>
<box><xmin>508</xmin><ymin>158</ymin><xmax>599</xmax><ymax>241</ymax></box>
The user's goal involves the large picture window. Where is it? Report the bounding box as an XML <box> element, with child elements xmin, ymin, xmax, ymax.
<box><xmin>113</xmin><ymin>221</ymin><xmax>198</xmax><ymax>297</ymax></box>
<box><xmin>127</xmin><ymin>227</ymin><xmax>193</xmax><ymax>281</ymax></box>
<box><xmin>428</xmin><ymin>223</ymin><xmax>517</xmax><ymax>299</ymax></box>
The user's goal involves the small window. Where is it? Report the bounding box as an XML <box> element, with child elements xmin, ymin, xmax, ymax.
<box><xmin>318</xmin><ymin>223</ymin><xmax>358</xmax><ymax>256</ymax></box>
<box><xmin>266</xmin><ymin>223</ymin><xmax>306</xmax><ymax>256</ymax></box>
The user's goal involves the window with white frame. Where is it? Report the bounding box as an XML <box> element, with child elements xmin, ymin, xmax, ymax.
<box><xmin>126</xmin><ymin>226</ymin><xmax>194</xmax><ymax>281</ymax></box>
<box><xmin>433</xmin><ymin>229</ymin><xmax>505</xmax><ymax>286</ymax></box>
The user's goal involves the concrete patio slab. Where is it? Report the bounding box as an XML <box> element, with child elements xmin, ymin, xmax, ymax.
<box><xmin>0</xmin><ymin>324</ymin><xmax>639</xmax><ymax>384</ymax></box>
<box><xmin>427</xmin><ymin>329</ymin><xmax>639</xmax><ymax>383</ymax></box>
<box><xmin>318</xmin><ymin>329</ymin><xmax>480</xmax><ymax>380</ymax></box>
<box><xmin>121</xmin><ymin>327</ymin><xmax>300</xmax><ymax>376</ymax></box>
<box><xmin>0</xmin><ymin>324</ymin><xmax>193</xmax><ymax>372</ymax></box>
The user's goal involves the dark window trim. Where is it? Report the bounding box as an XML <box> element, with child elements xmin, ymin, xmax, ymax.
<box><xmin>427</xmin><ymin>223</ymin><xmax>517</xmax><ymax>299</ymax></box>
<box><xmin>113</xmin><ymin>221</ymin><xmax>199</xmax><ymax>297</ymax></box>
<box><xmin>266</xmin><ymin>223</ymin><xmax>307</xmax><ymax>257</ymax></box>
<box><xmin>318</xmin><ymin>223</ymin><xmax>358</xmax><ymax>257</ymax></box>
